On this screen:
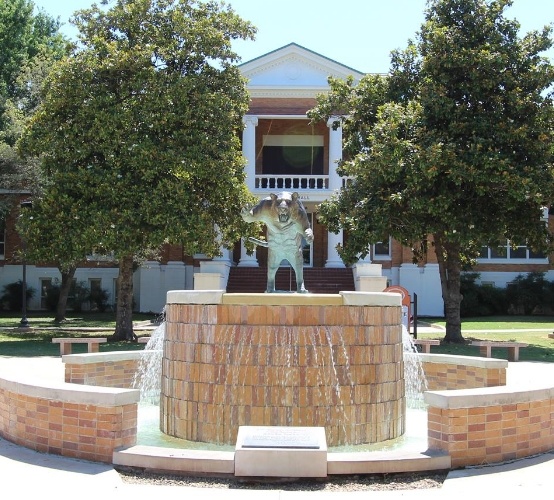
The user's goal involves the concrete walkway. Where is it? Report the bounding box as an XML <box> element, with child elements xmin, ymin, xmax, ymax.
<box><xmin>0</xmin><ymin>357</ymin><xmax>553</xmax><ymax>498</ymax></box>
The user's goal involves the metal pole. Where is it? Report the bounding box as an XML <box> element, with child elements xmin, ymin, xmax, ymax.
<box><xmin>19</xmin><ymin>200</ymin><xmax>32</xmax><ymax>328</ymax></box>
<box><xmin>412</xmin><ymin>293</ymin><xmax>418</xmax><ymax>339</ymax></box>
<box><xmin>20</xmin><ymin>248</ymin><xmax>28</xmax><ymax>327</ymax></box>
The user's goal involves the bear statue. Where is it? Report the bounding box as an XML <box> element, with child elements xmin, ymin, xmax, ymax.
<box><xmin>241</xmin><ymin>191</ymin><xmax>313</xmax><ymax>293</ymax></box>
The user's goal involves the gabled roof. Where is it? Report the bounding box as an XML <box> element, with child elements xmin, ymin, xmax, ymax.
<box><xmin>239</xmin><ymin>42</ymin><xmax>365</xmax><ymax>98</ymax></box>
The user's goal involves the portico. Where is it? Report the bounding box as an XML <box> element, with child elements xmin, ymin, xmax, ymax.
<box><xmin>236</xmin><ymin>43</ymin><xmax>366</xmax><ymax>269</ymax></box>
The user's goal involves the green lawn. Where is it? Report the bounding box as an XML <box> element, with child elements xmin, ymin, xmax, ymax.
<box><xmin>415</xmin><ymin>316</ymin><xmax>554</xmax><ymax>362</ymax></box>
<box><xmin>0</xmin><ymin>311</ymin><xmax>157</xmax><ymax>357</ymax></box>
<box><xmin>0</xmin><ymin>311</ymin><xmax>158</xmax><ymax>329</ymax></box>
<box><xmin>1</xmin><ymin>312</ymin><xmax>553</xmax><ymax>362</ymax></box>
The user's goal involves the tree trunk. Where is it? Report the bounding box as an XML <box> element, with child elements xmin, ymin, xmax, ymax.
<box><xmin>433</xmin><ymin>233</ymin><xmax>465</xmax><ymax>343</ymax></box>
<box><xmin>113</xmin><ymin>255</ymin><xmax>137</xmax><ymax>341</ymax></box>
<box><xmin>55</xmin><ymin>266</ymin><xmax>76</xmax><ymax>323</ymax></box>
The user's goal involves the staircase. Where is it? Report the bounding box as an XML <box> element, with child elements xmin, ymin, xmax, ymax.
<box><xmin>226</xmin><ymin>267</ymin><xmax>355</xmax><ymax>294</ymax></box>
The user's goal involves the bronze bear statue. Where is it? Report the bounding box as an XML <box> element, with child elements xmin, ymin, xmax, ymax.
<box><xmin>242</xmin><ymin>191</ymin><xmax>313</xmax><ymax>293</ymax></box>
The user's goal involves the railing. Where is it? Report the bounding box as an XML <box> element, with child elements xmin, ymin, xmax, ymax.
<box><xmin>255</xmin><ymin>175</ymin><xmax>329</xmax><ymax>190</ymax></box>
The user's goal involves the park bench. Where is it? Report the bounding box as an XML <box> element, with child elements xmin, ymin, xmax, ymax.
<box><xmin>470</xmin><ymin>340</ymin><xmax>527</xmax><ymax>361</ymax></box>
<box><xmin>138</xmin><ymin>337</ymin><xmax>151</xmax><ymax>344</ymax></box>
<box><xmin>52</xmin><ymin>337</ymin><xmax>107</xmax><ymax>355</ymax></box>
<box><xmin>412</xmin><ymin>339</ymin><xmax>440</xmax><ymax>353</ymax></box>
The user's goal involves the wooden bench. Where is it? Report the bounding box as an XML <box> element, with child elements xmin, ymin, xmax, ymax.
<box><xmin>471</xmin><ymin>341</ymin><xmax>528</xmax><ymax>361</ymax></box>
<box><xmin>52</xmin><ymin>337</ymin><xmax>107</xmax><ymax>355</ymax></box>
<box><xmin>412</xmin><ymin>339</ymin><xmax>440</xmax><ymax>353</ymax></box>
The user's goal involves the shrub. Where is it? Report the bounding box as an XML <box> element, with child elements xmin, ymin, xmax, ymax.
<box><xmin>460</xmin><ymin>273</ymin><xmax>507</xmax><ymax>317</ymax></box>
<box><xmin>505</xmin><ymin>272</ymin><xmax>554</xmax><ymax>315</ymax></box>
<box><xmin>0</xmin><ymin>280</ymin><xmax>36</xmax><ymax>312</ymax></box>
<box><xmin>69</xmin><ymin>281</ymin><xmax>90</xmax><ymax>312</ymax></box>
<box><xmin>89</xmin><ymin>287</ymin><xmax>110</xmax><ymax>312</ymax></box>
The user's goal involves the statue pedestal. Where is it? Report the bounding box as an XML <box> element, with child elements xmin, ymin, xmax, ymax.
<box><xmin>353</xmin><ymin>263</ymin><xmax>388</xmax><ymax>292</ymax></box>
<box><xmin>193</xmin><ymin>272</ymin><xmax>225</xmax><ymax>290</ymax></box>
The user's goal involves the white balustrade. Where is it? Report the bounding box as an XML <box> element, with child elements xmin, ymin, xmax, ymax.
<box><xmin>255</xmin><ymin>175</ymin><xmax>329</xmax><ymax>191</ymax></box>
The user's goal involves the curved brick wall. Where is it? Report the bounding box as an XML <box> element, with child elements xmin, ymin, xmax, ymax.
<box><xmin>161</xmin><ymin>291</ymin><xmax>404</xmax><ymax>446</ymax></box>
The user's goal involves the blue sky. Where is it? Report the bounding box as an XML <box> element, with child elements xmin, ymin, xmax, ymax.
<box><xmin>33</xmin><ymin>0</ymin><xmax>554</xmax><ymax>74</ymax></box>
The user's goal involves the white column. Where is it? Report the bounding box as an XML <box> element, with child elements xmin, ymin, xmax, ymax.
<box><xmin>238</xmin><ymin>239</ymin><xmax>259</xmax><ymax>267</ymax></box>
<box><xmin>239</xmin><ymin>116</ymin><xmax>259</xmax><ymax>267</ymax></box>
<box><xmin>326</xmin><ymin>232</ymin><xmax>345</xmax><ymax>268</ymax></box>
<box><xmin>326</xmin><ymin>118</ymin><xmax>345</xmax><ymax>267</ymax></box>
<box><xmin>327</xmin><ymin>117</ymin><xmax>343</xmax><ymax>191</ymax></box>
<box><xmin>242</xmin><ymin>115</ymin><xmax>258</xmax><ymax>192</ymax></box>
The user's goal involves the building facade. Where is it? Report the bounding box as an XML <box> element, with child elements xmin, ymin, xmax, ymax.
<box><xmin>1</xmin><ymin>43</ymin><xmax>552</xmax><ymax>317</ymax></box>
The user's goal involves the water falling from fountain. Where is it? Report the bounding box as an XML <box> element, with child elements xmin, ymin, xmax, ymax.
<box><xmin>133</xmin><ymin>318</ymin><xmax>428</xmax><ymax>445</ymax></box>
<box><xmin>133</xmin><ymin>321</ymin><xmax>164</xmax><ymax>403</ymax></box>
<box><xmin>402</xmin><ymin>325</ymin><xmax>428</xmax><ymax>409</ymax></box>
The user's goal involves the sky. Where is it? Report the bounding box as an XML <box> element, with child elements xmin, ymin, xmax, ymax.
<box><xmin>32</xmin><ymin>0</ymin><xmax>554</xmax><ymax>74</ymax></box>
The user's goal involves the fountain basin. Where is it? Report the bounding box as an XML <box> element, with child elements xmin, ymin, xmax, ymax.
<box><xmin>161</xmin><ymin>291</ymin><xmax>405</xmax><ymax>447</ymax></box>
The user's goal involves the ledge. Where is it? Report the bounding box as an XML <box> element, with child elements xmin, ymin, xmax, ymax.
<box><xmin>166</xmin><ymin>290</ymin><xmax>401</xmax><ymax>307</ymax></box>
<box><xmin>113</xmin><ymin>445</ymin><xmax>450</xmax><ymax>476</ymax></box>
<box><xmin>113</xmin><ymin>445</ymin><xmax>235</xmax><ymax>474</ymax></box>
<box><xmin>0</xmin><ymin>374</ymin><xmax>139</xmax><ymax>406</ymax></box>
<box><xmin>425</xmin><ymin>385</ymin><xmax>554</xmax><ymax>409</ymax></box>
<box><xmin>418</xmin><ymin>353</ymin><xmax>508</xmax><ymax>369</ymax></box>
<box><xmin>63</xmin><ymin>351</ymin><xmax>147</xmax><ymax>364</ymax></box>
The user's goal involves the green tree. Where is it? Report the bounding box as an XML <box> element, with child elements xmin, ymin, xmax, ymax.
<box><xmin>0</xmin><ymin>0</ymin><xmax>66</xmax><ymax>126</ymax></box>
<box><xmin>19</xmin><ymin>0</ymin><xmax>257</xmax><ymax>340</ymax></box>
<box><xmin>309</xmin><ymin>0</ymin><xmax>554</xmax><ymax>342</ymax></box>
<box><xmin>0</xmin><ymin>0</ymin><xmax>67</xmax><ymax>209</ymax></box>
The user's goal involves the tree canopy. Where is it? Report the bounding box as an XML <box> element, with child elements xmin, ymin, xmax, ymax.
<box><xmin>0</xmin><ymin>0</ymin><xmax>67</xmax><ymax>206</ymax></box>
<box><xmin>19</xmin><ymin>0</ymin><xmax>258</xmax><ymax>338</ymax></box>
<box><xmin>309</xmin><ymin>0</ymin><xmax>554</xmax><ymax>342</ymax></box>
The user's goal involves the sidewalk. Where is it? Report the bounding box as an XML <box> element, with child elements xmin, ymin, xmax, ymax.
<box><xmin>1</xmin><ymin>357</ymin><xmax>553</xmax><ymax>498</ymax></box>
<box><xmin>1</xmin><ymin>435</ymin><xmax>552</xmax><ymax>499</ymax></box>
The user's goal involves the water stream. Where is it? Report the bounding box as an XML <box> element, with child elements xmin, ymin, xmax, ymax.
<box><xmin>133</xmin><ymin>322</ymin><xmax>428</xmax><ymax>452</ymax></box>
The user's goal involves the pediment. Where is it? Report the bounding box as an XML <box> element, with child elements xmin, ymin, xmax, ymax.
<box><xmin>239</xmin><ymin>43</ymin><xmax>364</xmax><ymax>98</ymax></box>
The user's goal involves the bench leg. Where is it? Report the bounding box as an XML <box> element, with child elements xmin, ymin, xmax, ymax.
<box><xmin>479</xmin><ymin>346</ymin><xmax>492</xmax><ymax>358</ymax></box>
<box><xmin>60</xmin><ymin>343</ymin><xmax>72</xmax><ymax>355</ymax></box>
<box><xmin>507</xmin><ymin>347</ymin><xmax>519</xmax><ymax>362</ymax></box>
<box><xmin>88</xmin><ymin>343</ymin><xmax>100</xmax><ymax>353</ymax></box>
<box><xmin>423</xmin><ymin>345</ymin><xmax>431</xmax><ymax>353</ymax></box>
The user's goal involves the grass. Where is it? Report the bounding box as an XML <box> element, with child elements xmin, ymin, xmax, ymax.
<box><xmin>1</xmin><ymin>311</ymin><xmax>553</xmax><ymax>362</ymax></box>
<box><xmin>0</xmin><ymin>311</ymin><xmax>158</xmax><ymax>329</ymax></box>
<box><xmin>0</xmin><ymin>311</ymin><xmax>157</xmax><ymax>357</ymax></box>
<box><xmin>415</xmin><ymin>316</ymin><xmax>554</xmax><ymax>363</ymax></box>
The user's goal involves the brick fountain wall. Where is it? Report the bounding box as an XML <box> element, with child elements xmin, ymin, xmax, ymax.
<box><xmin>161</xmin><ymin>291</ymin><xmax>405</xmax><ymax>447</ymax></box>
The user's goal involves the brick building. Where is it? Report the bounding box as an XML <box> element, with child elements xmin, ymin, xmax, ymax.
<box><xmin>1</xmin><ymin>43</ymin><xmax>552</xmax><ymax>316</ymax></box>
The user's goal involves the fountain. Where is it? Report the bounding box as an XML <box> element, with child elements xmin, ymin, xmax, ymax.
<box><xmin>135</xmin><ymin>290</ymin><xmax>409</xmax><ymax>448</ymax></box>
<box><xmin>134</xmin><ymin>193</ymin><xmax>419</xmax><ymax>448</ymax></box>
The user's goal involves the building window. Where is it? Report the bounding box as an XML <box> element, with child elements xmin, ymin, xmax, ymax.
<box><xmin>40</xmin><ymin>278</ymin><xmax>53</xmax><ymax>309</ymax></box>
<box><xmin>89</xmin><ymin>278</ymin><xmax>102</xmax><ymax>311</ymax></box>
<box><xmin>373</xmin><ymin>237</ymin><xmax>391</xmax><ymax>260</ymax></box>
<box><xmin>479</xmin><ymin>241</ymin><xmax>546</xmax><ymax>261</ymax></box>
<box><xmin>262</xmin><ymin>135</ymin><xmax>324</xmax><ymax>176</ymax></box>
<box><xmin>89</xmin><ymin>278</ymin><xmax>102</xmax><ymax>294</ymax></box>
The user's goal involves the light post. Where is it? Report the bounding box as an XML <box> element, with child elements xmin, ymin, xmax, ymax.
<box><xmin>19</xmin><ymin>200</ymin><xmax>32</xmax><ymax>328</ymax></box>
